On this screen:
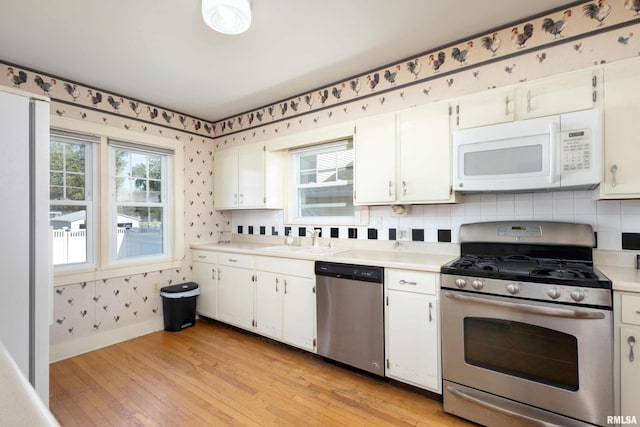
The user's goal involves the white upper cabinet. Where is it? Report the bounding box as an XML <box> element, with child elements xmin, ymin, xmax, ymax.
<box><xmin>353</xmin><ymin>112</ymin><xmax>397</xmax><ymax>204</ymax></box>
<box><xmin>455</xmin><ymin>86</ymin><xmax>516</xmax><ymax>129</ymax></box>
<box><xmin>600</xmin><ymin>58</ymin><xmax>640</xmax><ymax>198</ymax></box>
<box><xmin>398</xmin><ymin>102</ymin><xmax>452</xmax><ymax>203</ymax></box>
<box><xmin>213</xmin><ymin>144</ymin><xmax>283</xmax><ymax>210</ymax></box>
<box><xmin>519</xmin><ymin>68</ymin><xmax>598</xmax><ymax>120</ymax></box>
<box><xmin>455</xmin><ymin>67</ymin><xmax>600</xmax><ymax>129</ymax></box>
<box><xmin>354</xmin><ymin>102</ymin><xmax>454</xmax><ymax>205</ymax></box>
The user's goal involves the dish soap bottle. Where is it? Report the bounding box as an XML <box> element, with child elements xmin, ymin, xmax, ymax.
<box><xmin>285</xmin><ymin>230</ymin><xmax>294</xmax><ymax>246</ymax></box>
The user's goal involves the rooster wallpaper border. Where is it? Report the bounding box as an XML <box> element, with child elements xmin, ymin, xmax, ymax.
<box><xmin>2</xmin><ymin>0</ymin><xmax>639</xmax><ymax>144</ymax></box>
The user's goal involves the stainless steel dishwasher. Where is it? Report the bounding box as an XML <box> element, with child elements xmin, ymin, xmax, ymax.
<box><xmin>315</xmin><ymin>261</ymin><xmax>384</xmax><ymax>376</ymax></box>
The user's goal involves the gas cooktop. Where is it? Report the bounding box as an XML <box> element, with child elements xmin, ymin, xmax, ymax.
<box><xmin>441</xmin><ymin>254</ymin><xmax>611</xmax><ymax>288</ymax></box>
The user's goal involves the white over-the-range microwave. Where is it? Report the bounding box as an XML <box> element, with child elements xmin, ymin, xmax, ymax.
<box><xmin>452</xmin><ymin>108</ymin><xmax>602</xmax><ymax>192</ymax></box>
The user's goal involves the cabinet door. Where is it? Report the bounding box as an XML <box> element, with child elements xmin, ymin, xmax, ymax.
<box><xmin>354</xmin><ymin>113</ymin><xmax>397</xmax><ymax>204</ymax></box>
<box><xmin>213</xmin><ymin>148</ymin><xmax>239</xmax><ymax>209</ymax></box>
<box><xmin>620</xmin><ymin>327</ymin><xmax>640</xmax><ymax>420</ymax></box>
<box><xmin>238</xmin><ymin>145</ymin><xmax>265</xmax><ymax>208</ymax></box>
<box><xmin>386</xmin><ymin>291</ymin><xmax>440</xmax><ymax>392</ymax></box>
<box><xmin>282</xmin><ymin>276</ymin><xmax>316</xmax><ymax>352</ymax></box>
<box><xmin>255</xmin><ymin>271</ymin><xmax>283</xmax><ymax>340</ymax></box>
<box><xmin>398</xmin><ymin>103</ymin><xmax>452</xmax><ymax>202</ymax></box>
<box><xmin>192</xmin><ymin>261</ymin><xmax>217</xmax><ymax>319</ymax></box>
<box><xmin>455</xmin><ymin>86</ymin><xmax>515</xmax><ymax>129</ymax></box>
<box><xmin>520</xmin><ymin>68</ymin><xmax>596</xmax><ymax>120</ymax></box>
<box><xmin>217</xmin><ymin>265</ymin><xmax>254</xmax><ymax>330</ymax></box>
<box><xmin>602</xmin><ymin>59</ymin><xmax>640</xmax><ymax>197</ymax></box>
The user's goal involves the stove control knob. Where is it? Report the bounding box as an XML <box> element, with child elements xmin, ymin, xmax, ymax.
<box><xmin>506</xmin><ymin>283</ymin><xmax>521</xmax><ymax>295</ymax></box>
<box><xmin>471</xmin><ymin>280</ymin><xmax>484</xmax><ymax>290</ymax></box>
<box><xmin>455</xmin><ymin>278</ymin><xmax>467</xmax><ymax>289</ymax></box>
<box><xmin>570</xmin><ymin>289</ymin><xmax>586</xmax><ymax>302</ymax></box>
<box><xmin>547</xmin><ymin>287</ymin><xmax>561</xmax><ymax>299</ymax></box>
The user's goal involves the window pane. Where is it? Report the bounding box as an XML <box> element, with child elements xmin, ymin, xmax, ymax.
<box><xmin>116</xmin><ymin>206</ymin><xmax>164</xmax><ymax>259</ymax></box>
<box><xmin>111</xmin><ymin>144</ymin><xmax>169</xmax><ymax>263</ymax></box>
<box><xmin>293</xmin><ymin>141</ymin><xmax>355</xmax><ymax>219</ymax></box>
<box><xmin>130</xmin><ymin>152</ymin><xmax>148</xmax><ymax>178</ymax></box>
<box><xmin>50</xmin><ymin>134</ymin><xmax>93</xmax><ymax>268</ymax></box>
<box><xmin>299</xmin><ymin>154</ymin><xmax>316</xmax><ymax>170</ymax></box>
<box><xmin>65</xmin><ymin>143</ymin><xmax>85</xmax><ymax>173</ymax></box>
<box><xmin>50</xmin><ymin>206</ymin><xmax>88</xmax><ymax>265</ymax></box>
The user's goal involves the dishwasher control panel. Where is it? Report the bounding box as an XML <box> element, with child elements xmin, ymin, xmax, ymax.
<box><xmin>315</xmin><ymin>261</ymin><xmax>384</xmax><ymax>283</ymax></box>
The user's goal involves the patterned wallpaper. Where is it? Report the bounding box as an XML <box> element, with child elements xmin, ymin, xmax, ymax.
<box><xmin>2</xmin><ymin>0</ymin><xmax>640</xmax><ymax>355</ymax></box>
<box><xmin>211</xmin><ymin>0</ymin><xmax>640</xmax><ymax>148</ymax></box>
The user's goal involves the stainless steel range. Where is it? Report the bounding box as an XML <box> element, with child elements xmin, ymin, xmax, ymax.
<box><xmin>440</xmin><ymin>221</ymin><xmax>613</xmax><ymax>427</ymax></box>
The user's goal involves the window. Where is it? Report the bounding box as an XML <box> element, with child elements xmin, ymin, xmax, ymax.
<box><xmin>110</xmin><ymin>142</ymin><xmax>171</xmax><ymax>262</ymax></box>
<box><xmin>49</xmin><ymin>131</ymin><xmax>97</xmax><ymax>268</ymax></box>
<box><xmin>48</xmin><ymin>119</ymin><xmax>183</xmax><ymax>283</ymax></box>
<box><xmin>290</xmin><ymin>140</ymin><xmax>356</xmax><ymax>222</ymax></box>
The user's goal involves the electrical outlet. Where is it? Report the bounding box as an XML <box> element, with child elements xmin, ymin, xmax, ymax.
<box><xmin>152</xmin><ymin>282</ymin><xmax>160</xmax><ymax>292</ymax></box>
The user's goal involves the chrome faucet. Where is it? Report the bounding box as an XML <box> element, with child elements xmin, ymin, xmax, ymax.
<box><xmin>306</xmin><ymin>228</ymin><xmax>321</xmax><ymax>247</ymax></box>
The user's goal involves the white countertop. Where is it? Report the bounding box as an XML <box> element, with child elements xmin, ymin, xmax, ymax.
<box><xmin>191</xmin><ymin>241</ymin><xmax>457</xmax><ymax>273</ymax></box>
<box><xmin>0</xmin><ymin>342</ymin><xmax>59</xmax><ymax>427</ymax></box>
<box><xmin>192</xmin><ymin>239</ymin><xmax>640</xmax><ymax>292</ymax></box>
<box><xmin>598</xmin><ymin>265</ymin><xmax>640</xmax><ymax>293</ymax></box>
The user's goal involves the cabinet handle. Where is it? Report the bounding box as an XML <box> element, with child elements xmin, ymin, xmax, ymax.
<box><xmin>228</xmin><ymin>258</ymin><xmax>238</xmax><ymax>263</ymax></box>
<box><xmin>284</xmin><ymin>280</ymin><xmax>288</xmax><ymax>294</ymax></box>
<box><xmin>629</xmin><ymin>336</ymin><xmax>636</xmax><ymax>363</ymax></box>
<box><xmin>428</xmin><ymin>301</ymin><xmax>433</xmax><ymax>323</ymax></box>
<box><xmin>197</xmin><ymin>255</ymin><xmax>206</xmax><ymax>259</ymax></box>
<box><xmin>526</xmin><ymin>90</ymin><xmax>532</xmax><ymax>113</ymax></box>
<box><xmin>505</xmin><ymin>96</ymin><xmax>511</xmax><ymax>115</ymax></box>
<box><xmin>211</xmin><ymin>268</ymin><xmax>216</xmax><ymax>280</ymax></box>
<box><xmin>275</xmin><ymin>277</ymin><xmax>279</xmax><ymax>292</ymax></box>
<box><xmin>218</xmin><ymin>268</ymin><xmax>221</xmax><ymax>280</ymax></box>
<box><xmin>402</xmin><ymin>181</ymin><xmax>407</xmax><ymax>196</ymax></box>
<box><xmin>388</xmin><ymin>180</ymin><xmax>393</xmax><ymax>197</ymax></box>
<box><xmin>610</xmin><ymin>164</ymin><xmax>618</xmax><ymax>188</ymax></box>
<box><xmin>399</xmin><ymin>279</ymin><xmax>417</xmax><ymax>286</ymax></box>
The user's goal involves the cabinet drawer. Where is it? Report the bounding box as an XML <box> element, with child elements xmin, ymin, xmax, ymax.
<box><xmin>255</xmin><ymin>256</ymin><xmax>314</xmax><ymax>278</ymax></box>
<box><xmin>386</xmin><ymin>269</ymin><xmax>437</xmax><ymax>295</ymax></box>
<box><xmin>621</xmin><ymin>294</ymin><xmax>640</xmax><ymax>326</ymax></box>
<box><xmin>218</xmin><ymin>253</ymin><xmax>253</xmax><ymax>269</ymax></box>
<box><xmin>192</xmin><ymin>250</ymin><xmax>217</xmax><ymax>264</ymax></box>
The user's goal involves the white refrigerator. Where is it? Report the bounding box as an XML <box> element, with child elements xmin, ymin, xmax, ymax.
<box><xmin>0</xmin><ymin>86</ymin><xmax>51</xmax><ymax>405</ymax></box>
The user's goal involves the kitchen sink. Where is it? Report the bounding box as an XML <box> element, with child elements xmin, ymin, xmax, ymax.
<box><xmin>260</xmin><ymin>245</ymin><xmax>345</xmax><ymax>255</ymax></box>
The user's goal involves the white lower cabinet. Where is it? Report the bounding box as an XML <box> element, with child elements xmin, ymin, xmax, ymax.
<box><xmin>192</xmin><ymin>250</ymin><xmax>218</xmax><ymax>319</ymax></box>
<box><xmin>385</xmin><ymin>268</ymin><xmax>441</xmax><ymax>393</ymax></box>
<box><xmin>255</xmin><ymin>256</ymin><xmax>316</xmax><ymax>352</ymax></box>
<box><xmin>216</xmin><ymin>254</ymin><xmax>255</xmax><ymax>330</ymax></box>
<box><xmin>615</xmin><ymin>292</ymin><xmax>640</xmax><ymax>422</ymax></box>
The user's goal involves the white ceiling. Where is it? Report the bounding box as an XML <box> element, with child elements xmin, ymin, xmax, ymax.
<box><xmin>0</xmin><ymin>0</ymin><xmax>576</xmax><ymax>122</ymax></box>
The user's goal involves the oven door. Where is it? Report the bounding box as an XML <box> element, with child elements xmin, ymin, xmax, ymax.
<box><xmin>441</xmin><ymin>289</ymin><xmax>613</xmax><ymax>427</ymax></box>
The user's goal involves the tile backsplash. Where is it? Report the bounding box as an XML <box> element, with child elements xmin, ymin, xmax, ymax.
<box><xmin>231</xmin><ymin>190</ymin><xmax>640</xmax><ymax>251</ymax></box>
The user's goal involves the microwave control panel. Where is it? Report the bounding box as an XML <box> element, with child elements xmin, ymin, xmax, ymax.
<box><xmin>560</xmin><ymin>129</ymin><xmax>592</xmax><ymax>174</ymax></box>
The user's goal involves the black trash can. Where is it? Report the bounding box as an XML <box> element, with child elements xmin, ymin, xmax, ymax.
<box><xmin>160</xmin><ymin>282</ymin><xmax>200</xmax><ymax>332</ymax></box>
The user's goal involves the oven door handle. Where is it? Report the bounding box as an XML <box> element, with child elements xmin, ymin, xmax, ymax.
<box><xmin>443</xmin><ymin>291</ymin><xmax>605</xmax><ymax>319</ymax></box>
<box><xmin>446</xmin><ymin>385</ymin><xmax>566</xmax><ymax>427</ymax></box>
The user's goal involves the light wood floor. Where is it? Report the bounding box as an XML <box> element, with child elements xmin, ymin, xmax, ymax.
<box><xmin>50</xmin><ymin>318</ymin><xmax>477</xmax><ymax>426</ymax></box>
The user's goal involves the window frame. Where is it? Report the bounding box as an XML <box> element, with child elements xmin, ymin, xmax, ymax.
<box><xmin>50</xmin><ymin>116</ymin><xmax>184</xmax><ymax>286</ymax></box>
<box><xmin>108</xmin><ymin>142</ymin><xmax>172</xmax><ymax>265</ymax></box>
<box><xmin>287</xmin><ymin>139</ymin><xmax>367</xmax><ymax>226</ymax></box>
<box><xmin>49</xmin><ymin>130</ymin><xmax>98</xmax><ymax>271</ymax></box>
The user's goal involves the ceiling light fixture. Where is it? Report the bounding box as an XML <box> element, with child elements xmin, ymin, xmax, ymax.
<box><xmin>202</xmin><ymin>0</ymin><xmax>251</xmax><ymax>35</ymax></box>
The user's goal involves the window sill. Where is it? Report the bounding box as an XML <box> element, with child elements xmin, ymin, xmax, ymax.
<box><xmin>53</xmin><ymin>258</ymin><xmax>182</xmax><ymax>286</ymax></box>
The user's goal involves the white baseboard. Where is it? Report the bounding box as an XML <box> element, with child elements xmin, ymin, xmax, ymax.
<box><xmin>50</xmin><ymin>317</ymin><xmax>165</xmax><ymax>363</ymax></box>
